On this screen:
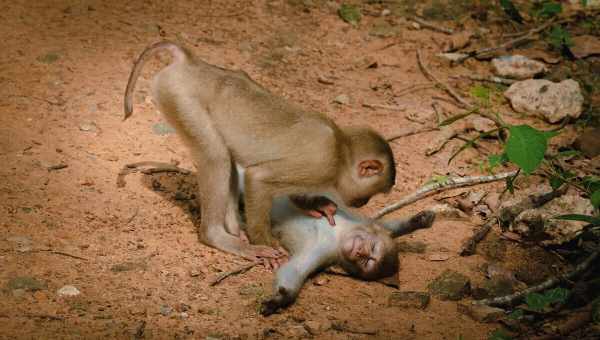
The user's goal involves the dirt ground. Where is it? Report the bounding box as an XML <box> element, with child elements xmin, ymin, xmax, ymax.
<box><xmin>0</xmin><ymin>1</ymin><xmax>566</xmax><ymax>339</ymax></box>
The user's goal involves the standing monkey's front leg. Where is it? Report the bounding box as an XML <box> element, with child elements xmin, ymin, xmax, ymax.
<box><xmin>243</xmin><ymin>167</ymin><xmax>279</xmax><ymax>247</ymax></box>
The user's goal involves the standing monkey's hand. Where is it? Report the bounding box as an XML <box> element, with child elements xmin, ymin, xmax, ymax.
<box><xmin>290</xmin><ymin>195</ymin><xmax>338</xmax><ymax>226</ymax></box>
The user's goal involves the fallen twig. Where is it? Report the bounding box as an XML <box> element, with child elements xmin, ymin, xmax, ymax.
<box><xmin>386</xmin><ymin>126</ymin><xmax>437</xmax><ymax>142</ymax></box>
<box><xmin>332</xmin><ymin>321</ymin><xmax>378</xmax><ymax>336</ymax></box>
<box><xmin>47</xmin><ymin>163</ymin><xmax>68</xmax><ymax>171</ymax></box>
<box><xmin>431</xmin><ymin>102</ymin><xmax>445</xmax><ymax>125</ymax></box>
<box><xmin>209</xmin><ymin>262</ymin><xmax>259</xmax><ymax>286</ymax></box>
<box><xmin>460</xmin><ymin>217</ymin><xmax>496</xmax><ymax>256</ymax></box>
<box><xmin>394</xmin><ymin>83</ymin><xmax>436</xmax><ymax>97</ymax></box>
<box><xmin>362</xmin><ymin>103</ymin><xmax>406</xmax><ymax>111</ymax></box>
<box><xmin>32</xmin><ymin>249</ymin><xmax>89</xmax><ymax>261</ymax></box>
<box><xmin>373</xmin><ymin>171</ymin><xmax>518</xmax><ymax>219</ymax></box>
<box><xmin>410</xmin><ymin>16</ymin><xmax>454</xmax><ymax>35</ymax></box>
<box><xmin>473</xmin><ymin>250</ymin><xmax>599</xmax><ymax>307</ymax></box>
<box><xmin>425</xmin><ymin>125</ymin><xmax>460</xmax><ymax>156</ymax></box>
<box><xmin>450</xmin><ymin>75</ymin><xmax>516</xmax><ymax>86</ymax></box>
<box><xmin>417</xmin><ymin>50</ymin><xmax>471</xmax><ymax>109</ymax></box>
<box><xmin>117</xmin><ymin>161</ymin><xmax>190</xmax><ymax>187</ymax></box>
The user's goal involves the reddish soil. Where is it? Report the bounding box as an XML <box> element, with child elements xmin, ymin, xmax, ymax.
<box><xmin>1</xmin><ymin>1</ymin><xmax>557</xmax><ymax>339</ymax></box>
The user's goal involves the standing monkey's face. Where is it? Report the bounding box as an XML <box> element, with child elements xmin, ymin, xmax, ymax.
<box><xmin>338</xmin><ymin>226</ymin><xmax>397</xmax><ymax>280</ymax></box>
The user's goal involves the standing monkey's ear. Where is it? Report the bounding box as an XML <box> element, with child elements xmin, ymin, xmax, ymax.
<box><xmin>358</xmin><ymin>160</ymin><xmax>383</xmax><ymax>177</ymax></box>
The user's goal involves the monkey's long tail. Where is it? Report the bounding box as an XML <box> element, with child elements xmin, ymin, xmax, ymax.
<box><xmin>123</xmin><ymin>41</ymin><xmax>188</xmax><ymax>120</ymax></box>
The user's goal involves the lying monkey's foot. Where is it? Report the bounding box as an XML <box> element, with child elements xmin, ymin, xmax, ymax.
<box><xmin>411</xmin><ymin>210</ymin><xmax>436</xmax><ymax>229</ymax></box>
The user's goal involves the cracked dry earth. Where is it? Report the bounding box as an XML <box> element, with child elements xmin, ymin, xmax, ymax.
<box><xmin>0</xmin><ymin>1</ymin><xmax>540</xmax><ymax>339</ymax></box>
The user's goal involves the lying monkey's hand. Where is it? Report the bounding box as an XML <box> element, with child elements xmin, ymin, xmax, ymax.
<box><xmin>260</xmin><ymin>287</ymin><xmax>292</xmax><ymax>316</ymax></box>
<box><xmin>241</xmin><ymin>245</ymin><xmax>286</xmax><ymax>262</ymax></box>
<box><xmin>290</xmin><ymin>195</ymin><xmax>338</xmax><ymax>226</ymax></box>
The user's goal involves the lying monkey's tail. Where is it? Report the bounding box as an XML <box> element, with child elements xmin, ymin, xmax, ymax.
<box><xmin>123</xmin><ymin>41</ymin><xmax>188</xmax><ymax>120</ymax></box>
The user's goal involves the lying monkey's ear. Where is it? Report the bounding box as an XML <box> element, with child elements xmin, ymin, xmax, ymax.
<box><xmin>381</xmin><ymin>211</ymin><xmax>436</xmax><ymax>238</ymax></box>
<box><xmin>358</xmin><ymin>160</ymin><xmax>383</xmax><ymax>177</ymax></box>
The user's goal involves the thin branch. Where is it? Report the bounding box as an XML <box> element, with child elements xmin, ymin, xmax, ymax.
<box><xmin>394</xmin><ymin>83</ymin><xmax>436</xmax><ymax>97</ymax></box>
<box><xmin>31</xmin><ymin>249</ymin><xmax>89</xmax><ymax>261</ymax></box>
<box><xmin>209</xmin><ymin>262</ymin><xmax>259</xmax><ymax>286</ymax></box>
<box><xmin>410</xmin><ymin>16</ymin><xmax>454</xmax><ymax>35</ymax></box>
<box><xmin>473</xmin><ymin>250</ymin><xmax>599</xmax><ymax>306</ymax></box>
<box><xmin>450</xmin><ymin>75</ymin><xmax>516</xmax><ymax>86</ymax></box>
<box><xmin>387</xmin><ymin>126</ymin><xmax>437</xmax><ymax>142</ymax></box>
<box><xmin>373</xmin><ymin>171</ymin><xmax>517</xmax><ymax>219</ymax></box>
<box><xmin>417</xmin><ymin>49</ymin><xmax>471</xmax><ymax>108</ymax></box>
<box><xmin>362</xmin><ymin>103</ymin><xmax>406</xmax><ymax>111</ymax></box>
<box><xmin>460</xmin><ymin>217</ymin><xmax>496</xmax><ymax>256</ymax></box>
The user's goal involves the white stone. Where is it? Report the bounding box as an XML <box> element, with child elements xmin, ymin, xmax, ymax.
<box><xmin>57</xmin><ymin>285</ymin><xmax>81</xmax><ymax>297</ymax></box>
<box><xmin>492</xmin><ymin>55</ymin><xmax>547</xmax><ymax>80</ymax></box>
<box><xmin>505</xmin><ymin>79</ymin><xmax>584</xmax><ymax>123</ymax></box>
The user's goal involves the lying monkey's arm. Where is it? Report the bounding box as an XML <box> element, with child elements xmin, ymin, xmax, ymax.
<box><xmin>378</xmin><ymin>210</ymin><xmax>436</xmax><ymax>238</ymax></box>
<box><xmin>261</xmin><ymin>246</ymin><xmax>331</xmax><ymax>316</ymax></box>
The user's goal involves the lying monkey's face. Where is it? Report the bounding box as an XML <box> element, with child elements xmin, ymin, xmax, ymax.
<box><xmin>339</xmin><ymin>226</ymin><xmax>398</xmax><ymax>280</ymax></box>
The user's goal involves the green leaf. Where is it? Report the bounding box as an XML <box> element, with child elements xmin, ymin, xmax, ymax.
<box><xmin>583</xmin><ymin>176</ymin><xmax>600</xmax><ymax>193</ymax></box>
<box><xmin>591</xmin><ymin>190</ymin><xmax>600</xmax><ymax>209</ymax></box>
<box><xmin>525</xmin><ymin>292</ymin><xmax>548</xmax><ymax>312</ymax></box>
<box><xmin>338</xmin><ymin>4</ymin><xmax>361</xmax><ymax>26</ymax></box>
<box><xmin>508</xmin><ymin>309</ymin><xmax>524</xmax><ymax>320</ymax></box>
<box><xmin>555</xmin><ymin>150</ymin><xmax>581</xmax><ymax>159</ymax></box>
<box><xmin>470</xmin><ymin>84</ymin><xmax>490</xmax><ymax>106</ymax></box>
<box><xmin>506</xmin><ymin>125</ymin><xmax>548</xmax><ymax>174</ymax></box>
<box><xmin>548</xmin><ymin>26</ymin><xmax>573</xmax><ymax>50</ymax></box>
<box><xmin>537</xmin><ymin>1</ymin><xmax>562</xmax><ymax>18</ymax></box>
<box><xmin>554</xmin><ymin>214</ymin><xmax>600</xmax><ymax>226</ymax></box>
<box><xmin>549</xmin><ymin>176</ymin><xmax>564</xmax><ymax>190</ymax></box>
<box><xmin>544</xmin><ymin>287</ymin><xmax>569</xmax><ymax>304</ymax></box>
<box><xmin>488</xmin><ymin>329</ymin><xmax>512</xmax><ymax>340</ymax></box>
<box><xmin>542</xmin><ymin>130</ymin><xmax>560</xmax><ymax>139</ymax></box>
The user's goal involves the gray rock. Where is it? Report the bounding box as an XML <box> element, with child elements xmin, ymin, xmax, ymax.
<box><xmin>505</xmin><ymin>79</ymin><xmax>584</xmax><ymax>123</ymax></box>
<box><xmin>7</xmin><ymin>276</ymin><xmax>46</xmax><ymax>292</ymax></box>
<box><xmin>388</xmin><ymin>291</ymin><xmax>430</xmax><ymax>309</ymax></box>
<box><xmin>304</xmin><ymin>320</ymin><xmax>331</xmax><ymax>335</ymax></box>
<box><xmin>57</xmin><ymin>285</ymin><xmax>81</xmax><ymax>297</ymax></box>
<box><xmin>512</xmin><ymin>195</ymin><xmax>594</xmax><ymax>245</ymax></box>
<box><xmin>396</xmin><ymin>240</ymin><xmax>427</xmax><ymax>253</ymax></box>
<box><xmin>110</xmin><ymin>261</ymin><xmax>147</xmax><ymax>272</ymax></box>
<box><xmin>333</xmin><ymin>94</ymin><xmax>350</xmax><ymax>105</ymax></box>
<box><xmin>79</xmin><ymin>122</ymin><xmax>97</xmax><ymax>132</ymax></box>
<box><xmin>152</xmin><ymin>122</ymin><xmax>176</xmax><ymax>135</ymax></box>
<box><xmin>428</xmin><ymin>270</ymin><xmax>471</xmax><ymax>301</ymax></box>
<box><xmin>7</xmin><ymin>235</ymin><xmax>32</xmax><ymax>252</ymax></box>
<box><xmin>457</xmin><ymin>303</ymin><xmax>505</xmax><ymax>323</ymax></box>
<box><xmin>160</xmin><ymin>305</ymin><xmax>173</xmax><ymax>316</ymax></box>
<box><xmin>492</xmin><ymin>55</ymin><xmax>547</xmax><ymax>80</ymax></box>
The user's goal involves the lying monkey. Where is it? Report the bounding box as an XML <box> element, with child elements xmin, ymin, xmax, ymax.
<box><xmin>124</xmin><ymin>42</ymin><xmax>396</xmax><ymax>261</ymax></box>
<box><xmin>261</xmin><ymin>195</ymin><xmax>435</xmax><ymax>315</ymax></box>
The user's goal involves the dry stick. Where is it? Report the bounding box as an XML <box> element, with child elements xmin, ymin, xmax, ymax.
<box><xmin>209</xmin><ymin>262</ymin><xmax>259</xmax><ymax>286</ymax></box>
<box><xmin>373</xmin><ymin>171</ymin><xmax>517</xmax><ymax>219</ymax></box>
<box><xmin>332</xmin><ymin>322</ymin><xmax>378</xmax><ymax>336</ymax></box>
<box><xmin>386</xmin><ymin>126</ymin><xmax>437</xmax><ymax>142</ymax></box>
<box><xmin>410</xmin><ymin>16</ymin><xmax>454</xmax><ymax>35</ymax></box>
<box><xmin>362</xmin><ymin>103</ymin><xmax>406</xmax><ymax>111</ymax></box>
<box><xmin>32</xmin><ymin>249</ymin><xmax>89</xmax><ymax>261</ymax></box>
<box><xmin>458</xmin><ymin>18</ymin><xmax>569</xmax><ymax>63</ymax></box>
<box><xmin>450</xmin><ymin>75</ymin><xmax>516</xmax><ymax>86</ymax></box>
<box><xmin>459</xmin><ymin>217</ymin><xmax>496</xmax><ymax>256</ymax></box>
<box><xmin>394</xmin><ymin>83</ymin><xmax>436</xmax><ymax>97</ymax></box>
<box><xmin>417</xmin><ymin>50</ymin><xmax>506</xmax><ymax>128</ymax></box>
<box><xmin>417</xmin><ymin>49</ymin><xmax>471</xmax><ymax>108</ymax></box>
<box><xmin>473</xmin><ymin>250</ymin><xmax>599</xmax><ymax>307</ymax></box>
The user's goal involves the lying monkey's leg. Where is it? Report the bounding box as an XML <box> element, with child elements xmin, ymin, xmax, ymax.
<box><xmin>379</xmin><ymin>210</ymin><xmax>436</xmax><ymax>238</ymax></box>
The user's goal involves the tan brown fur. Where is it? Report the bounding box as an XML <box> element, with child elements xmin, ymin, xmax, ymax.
<box><xmin>124</xmin><ymin>41</ymin><xmax>396</xmax><ymax>260</ymax></box>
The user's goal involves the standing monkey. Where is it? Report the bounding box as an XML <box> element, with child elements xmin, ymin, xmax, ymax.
<box><xmin>124</xmin><ymin>41</ymin><xmax>396</xmax><ymax>261</ymax></box>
